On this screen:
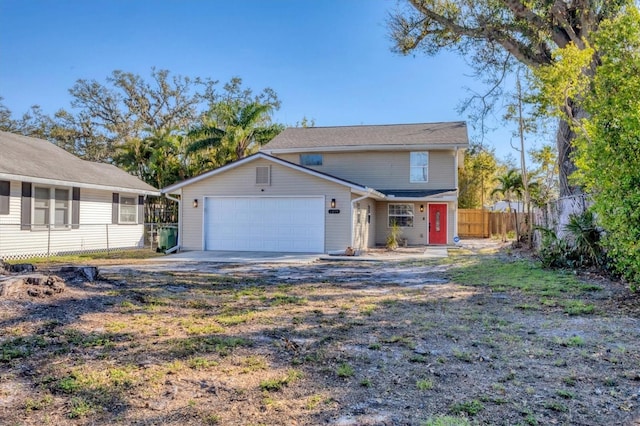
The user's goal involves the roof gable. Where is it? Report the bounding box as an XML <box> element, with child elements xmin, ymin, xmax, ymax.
<box><xmin>162</xmin><ymin>152</ymin><xmax>382</xmax><ymax>196</ymax></box>
<box><xmin>261</xmin><ymin>121</ymin><xmax>469</xmax><ymax>153</ymax></box>
<box><xmin>0</xmin><ymin>131</ymin><xmax>159</xmax><ymax>194</ymax></box>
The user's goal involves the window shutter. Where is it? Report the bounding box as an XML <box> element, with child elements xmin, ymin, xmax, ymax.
<box><xmin>21</xmin><ymin>182</ymin><xmax>32</xmax><ymax>230</ymax></box>
<box><xmin>256</xmin><ymin>166</ymin><xmax>270</xmax><ymax>185</ymax></box>
<box><xmin>137</xmin><ymin>195</ymin><xmax>144</xmax><ymax>224</ymax></box>
<box><xmin>72</xmin><ymin>187</ymin><xmax>80</xmax><ymax>229</ymax></box>
<box><xmin>0</xmin><ymin>180</ymin><xmax>9</xmax><ymax>215</ymax></box>
<box><xmin>112</xmin><ymin>193</ymin><xmax>119</xmax><ymax>224</ymax></box>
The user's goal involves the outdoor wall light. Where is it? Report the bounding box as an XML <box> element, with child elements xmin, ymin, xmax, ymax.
<box><xmin>420</xmin><ymin>204</ymin><xmax>424</xmax><ymax>213</ymax></box>
<box><xmin>193</xmin><ymin>199</ymin><xmax>198</xmax><ymax>208</ymax></box>
<box><xmin>331</xmin><ymin>198</ymin><xmax>336</xmax><ymax>208</ymax></box>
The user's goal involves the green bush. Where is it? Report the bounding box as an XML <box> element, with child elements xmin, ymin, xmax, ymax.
<box><xmin>536</xmin><ymin>211</ymin><xmax>604</xmax><ymax>270</ymax></box>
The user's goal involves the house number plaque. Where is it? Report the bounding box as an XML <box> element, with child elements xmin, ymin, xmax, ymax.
<box><xmin>328</xmin><ymin>209</ymin><xmax>340</xmax><ymax>214</ymax></box>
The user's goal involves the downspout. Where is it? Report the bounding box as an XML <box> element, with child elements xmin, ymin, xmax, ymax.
<box><xmin>164</xmin><ymin>192</ymin><xmax>181</xmax><ymax>253</ymax></box>
<box><xmin>350</xmin><ymin>192</ymin><xmax>371</xmax><ymax>249</ymax></box>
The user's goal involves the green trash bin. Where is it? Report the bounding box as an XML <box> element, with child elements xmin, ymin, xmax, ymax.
<box><xmin>158</xmin><ymin>226</ymin><xmax>177</xmax><ymax>250</ymax></box>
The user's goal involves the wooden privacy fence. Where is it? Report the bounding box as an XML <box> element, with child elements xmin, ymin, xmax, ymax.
<box><xmin>458</xmin><ymin>209</ymin><xmax>527</xmax><ymax>238</ymax></box>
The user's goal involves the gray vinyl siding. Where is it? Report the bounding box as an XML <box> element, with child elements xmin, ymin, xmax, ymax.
<box><xmin>179</xmin><ymin>158</ymin><xmax>352</xmax><ymax>252</ymax></box>
<box><xmin>0</xmin><ymin>181</ymin><xmax>145</xmax><ymax>259</ymax></box>
<box><xmin>277</xmin><ymin>151</ymin><xmax>456</xmax><ymax>190</ymax></box>
<box><xmin>374</xmin><ymin>201</ymin><xmax>455</xmax><ymax>246</ymax></box>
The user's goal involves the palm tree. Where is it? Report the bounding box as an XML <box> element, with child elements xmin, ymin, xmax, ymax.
<box><xmin>187</xmin><ymin>101</ymin><xmax>283</xmax><ymax>166</ymax></box>
<box><xmin>492</xmin><ymin>169</ymin><xmax>524</xmax><ymax>241</ymax></box>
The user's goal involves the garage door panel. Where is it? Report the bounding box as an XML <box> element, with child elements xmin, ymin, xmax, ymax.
<box><xmin>205</xmin><ymin>197</ymin><xmax>324</xmax><ymax>252</ymax></box>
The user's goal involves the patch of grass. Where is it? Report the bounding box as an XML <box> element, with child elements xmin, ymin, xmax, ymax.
<box><xmin>57</xmin><ymin>375</ymin><xmax>81</xmax><ymax>394</ymax></box>
<box><xmin>185</xmin><ymin>299</ymin><xmax>212</xmax><ymax>310</ymax></box>
<box><xmin>448</xmin><ymin>258</ymin><xmax>599</xmax><ymax>306</ymax></box>
<box><xmin>556</xmin><ymin>389</ymin><xmax>575</xmax><ymax>399</ymax></box>
<box><xmin>544</xmin><ymin>400</ymin><xmax>568</xmax><ymax>412</ymax></box>
<box><xmin>452</xmin><ymin>349</ymin><xmax>473</xmax><ymax>363</ymax></box>
<box><xmin>359</xmin><ymin>304</ymin><xmax>377</xmax><ymax>316</ymax></box>
<box><xmin>203</xmin><ymin>413</ymin><xmax>221</xmax><ymax>424</ymax></box>
<box><xmin>259</xmin><ymin>369</ymin><xmax>303</xmax><ymax>392</ymax></box>
<box><xmin>184</xmin><ymin>322</ymin><xmax>226</xmax><ymax>335</ymax></box>
<box><xmin>562</xmin><ymin>300</ymin><xmax>596</xmax><ymax>315</ymax></box>
<box><xmin>24</xmin><ymin>394</ymin><xmax>54</xmax><ymax>412</ymax></box>
<box><xmin>562</xmin><ymin>375</ymin><xmax>577</xmax><ymax>386</ymax></box>
<box><xmin>21</xmin><ymin>249</ymin><xmax>162</xmax><ymax>266</ymax></box>
<box><xmin>360</xmin><ymin>378</ymin><xmax>372</xmax><ymax>387</ymax></box>
<box><xmin>417</xmin><ymin>379</ymin><xmax>434</xmax><ymax>391</ymax></box>
<box><xmin>68</xmin><ymin>397</ymin><xmax>94</xmax><ymax>418</ymax></box>
<box><xmin>554</xmin><ymin>336</ymin><xmax>585</xmax><ymax>347</ymax></box>
<box><xmin>336</xmin><ymin>363</ymin><xmax>355</xmax><ymax>378</ymax></box>
<box><xmin>188</xmin><ymin>357</ymin><xmax>218</xmax><ymax>370</ymax></box>
<box><xmin>368</xmin><ymin>342</ymin><xmax>381</xmax><ymax>350</ymax></box>
<box><xmin>421</xmin><ymin>415</ymin><xmax>471</xmax><ymax>426</ymax></box>
<box><xmin>168</xmin><ymin>336</ymin><xmax>252</xmax><ymax>357</ymax></box>
<box><xmin>270</xmin><ymin>293</ymin><xmax>308</xmax><ymax>306</ymax></box>
<box><xmin>305</xmin><ymin>394</ymin><xmax>327</xmax><ymax>409</ymax></box>
<box><xmin>410</xmin><ymin>354</ymin><xmax>429</xmax><ymax>363</ymax></box>
<box><xmin>240</xmin><ymin>355</ymin><xmax>268</xmax><ymax>373</ymax></box>
<box><xmin>0</xmin><ymin>337</ymin><xmax>32</xmax><ymax>362</ymax></box>
<box><xmin>449</xmin><ymin>399</ymin><xmax>484</xmax><ymax>416</ymax></box>
<box><xmin>382</xmin><ymin>335</ymin><xmax>415</xmax><ymax>349</ymax></box>
<box><xmin>215</xmin><ymin>312</ymin><xmax>255</xmax><ymax>326</ymax></box>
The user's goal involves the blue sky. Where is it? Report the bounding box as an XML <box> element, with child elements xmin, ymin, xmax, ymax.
<box><xmin>0</xmin><ymin>0</ymin><xmax>531</xmax><ymax>160</ymax></box>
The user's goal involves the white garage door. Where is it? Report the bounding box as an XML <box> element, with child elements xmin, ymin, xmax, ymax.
<box><xmin>204</xmin><ymin>197</ymin><xmax>325</xmax><ymax>252</ymax></box>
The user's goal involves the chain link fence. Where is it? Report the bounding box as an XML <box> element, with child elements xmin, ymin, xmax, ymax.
<box><xmin>0</xmin><ymin>223</ymin><xmax>178</xmax><ymax>260</ymax></box>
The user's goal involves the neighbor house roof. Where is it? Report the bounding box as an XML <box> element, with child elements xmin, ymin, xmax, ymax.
<box><xmin>261</xmin><ymin>121</ymin><xmax>469</xmax><ymax>153</ymax></box>
<box><xmin>162</xmin><ymin>152</ymin><xmax>385</xmax><ymax>198</ymax></box>
<box><xmin>0</xmin><ymin>131</ymin><xmax>159</xmax><ymax>195</ymax></box>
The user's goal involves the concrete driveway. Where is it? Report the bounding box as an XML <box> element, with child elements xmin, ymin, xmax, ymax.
<box><xmin>150</xmin><ymin>250</ymin><xmax>323</xmax><ymax>264</ymax></box>
<box><xmin>149</xmin><ymin>246</ymin><xmax>451</xmax><ymax>265</ymax></box>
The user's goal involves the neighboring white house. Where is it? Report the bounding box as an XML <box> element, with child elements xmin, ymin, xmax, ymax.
<box><xmin>0</xmin><ymin>131</ymin><xmax>159</xmax><ymax>259</ymax></box>
<box><xmin>162</xmin><ymin>122</ymin><xmax>469</xmax><ymax>253</ymax></box>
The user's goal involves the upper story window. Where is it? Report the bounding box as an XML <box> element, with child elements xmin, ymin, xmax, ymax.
<box><xmin>119</xmin><ymin>195</ymin><xmax>138</xmax><ymax>224</ymax></box>
<box><xmin>388</xmin><ymin>203</ymin><xmax>414</xmax><ymax>227</ymax></box>
<box><xmin>34</xmin><ymin>186</ymin><xmax>70</xmax><ymax>228</ymax></box>
<box><xmin>410</xmin><ymin>152</ymin><xmax>429</xmax><ymax>183</ymax></box>
<box><xmin>300</xmin><ymin>154</ymin><xmax>323</xmax><ymax>166</ymax></box>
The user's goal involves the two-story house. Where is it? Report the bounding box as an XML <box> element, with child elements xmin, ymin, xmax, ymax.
<box><xmin>162</xmin><ymin>122</ymin><xmax>469</xmax><ymax>253</ymax></box>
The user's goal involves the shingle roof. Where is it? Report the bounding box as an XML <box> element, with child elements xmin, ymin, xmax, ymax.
<box><xmin>0</xmin><ymin>131</ymin><xmax>159</xmax><ymax>194</ymax></box>
<box><xmin>261</xmin><ymin>121</ymin><xmax>469</xmax><ymax>152</ymax></box>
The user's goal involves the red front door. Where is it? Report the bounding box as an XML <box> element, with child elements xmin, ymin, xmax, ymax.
<box><xmin>428</xmin><ymin>204</ymin><xmax>447</xmax><ymax>245</ymax></box>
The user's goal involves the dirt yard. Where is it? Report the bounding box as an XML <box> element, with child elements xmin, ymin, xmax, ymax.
<box><xmin>1</xmin><ymin>246</ymin><xmax>640</xmax><ymax>425</ymax></box>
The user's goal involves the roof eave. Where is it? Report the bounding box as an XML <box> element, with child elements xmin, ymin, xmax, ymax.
<box><xmin>0</xmin><ymin>172</ymin><xmax>160</xmax><ymax>196</ymax></box>
<box><xmin>261</xmin><ymin>143</ymin><xmax>469</xmax><ymax>155</ymax></box>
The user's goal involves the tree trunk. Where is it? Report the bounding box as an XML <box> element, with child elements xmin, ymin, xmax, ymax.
<box><xmin>557</xmin><ymin>104</ymin><xmax>587</xmax><ymax>197</ymax></box>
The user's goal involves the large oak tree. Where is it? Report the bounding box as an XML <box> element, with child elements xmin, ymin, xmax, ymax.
<box><xmin>389</xmin><ymin>0</ymin><xmax>630</xmax><ymax>196</ymax></box>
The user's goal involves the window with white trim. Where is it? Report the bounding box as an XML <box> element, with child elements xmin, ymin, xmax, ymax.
<box><xmin>388</xmin><ymin>203</ymin><xmax>414</xmax><ymax>227</ymax></box>
<box><xmin>119</xmin><ymin>195</ymin><xmax>137</xmax><ymax>223</ymax></box>
<box><xmin>410</xmin><ymin>152</ymin><xmax>429</xmax><ymax>182</ymax></box>
<box><xmin>34</xmin><ymin>187</ymin><xmax>70</xmax><ymax>228</ymax></box>
<box><xmin>300</xmin><ymin>154</ymin><xmax>323</xmax><ymax>166</ymax></box>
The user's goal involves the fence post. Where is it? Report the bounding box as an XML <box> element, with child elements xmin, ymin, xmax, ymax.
<box><xmin>47</xmin><ymin>224</ymin><xmax>51</xmax><ymax>259</ymax></box>
<box><xmin>106</xmin><ymin>224</ymin><xmax>110</xmax><ymax>255</ymax></box>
